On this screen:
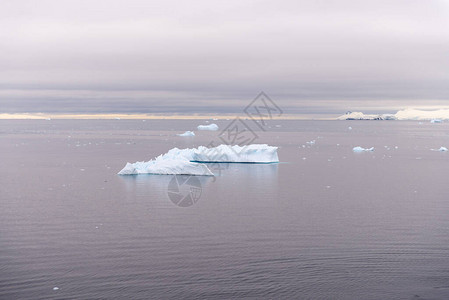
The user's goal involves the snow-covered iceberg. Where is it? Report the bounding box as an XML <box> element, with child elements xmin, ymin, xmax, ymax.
<box><xmin>197</xmin><ymin>123</ymin><xmax>219</xmax><ymax>131</ymax></box>
<box><xmin>353</xmin><ymin>146</ymin><xmax>374</xmax><ymax>152</ymax></box>
<box><xmin>177</xmin><ymin>131</ymin><xmax>195</xmax><ymax>137</ymax></box>
<box><xmin>118</xmin><ymin>144</ymin><xmax>279</xmax><ymax>175</ymax></box>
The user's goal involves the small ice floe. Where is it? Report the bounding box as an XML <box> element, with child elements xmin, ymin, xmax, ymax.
<box><xmin>197</xmin><ymin>124</ymin><xmax>219</xmax><ymax>131</ymax></box>
<box><xmin>45</xmin><ymin>118</ymin><xmax>51</xmax><ymax>121</ymax></box>
<box><xmin>431</xmin><ymin>147</ymin><xmax>448</xmax><ymax>152</ymax></box>
<box><xmin>352</xmin><ymin>146</ymin><xmax>374</xmax><ymax>152</ymax></box>
<box><xmin>53</xmin><ymin>287</ymin><xmax>59</xmax><ymax>291</ymax></box>
<box><xmin>177</xmin><ymin>131</ymin><xmax>195</xmax><ymax>137</ymax></box>
<box><xmin>430</xmin><ymin>119</ymin><xmax>443</xmax><ymax>123</ymax></box>
<box><xmin>306</xmin><ymin>140</ymin><xmax>315</xmax><ymax>145</ymax></box>
<box><xmin>275</xmin><ymin>125</ymin><xmax>282</xmax><ymax>128</ymax></box>
<box><xmin>348</xmin><ymin>126</ymin><xmax>352</xmax><ymax>130</ymax></box>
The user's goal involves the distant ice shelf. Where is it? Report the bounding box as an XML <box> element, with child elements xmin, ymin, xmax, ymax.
<box><xmin>338</xmin><ymin>109</ymin><xmax>449</xmax><ymax>121</ymax></box>
<box><xmin>118</xmin><ymin>144</ymin><xmax>279</xmax><ymax>176</ymax></box>
<box><xmin>197</xmin><ymin>123</ymin><xmax>219</xmax><ymax>131</ymax></box>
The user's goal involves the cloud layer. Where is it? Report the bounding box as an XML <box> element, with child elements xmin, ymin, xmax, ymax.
<box><xmin>1</xmin><ymin>0</ymin><xmax>448</xmax><ymax>113</ymax></box>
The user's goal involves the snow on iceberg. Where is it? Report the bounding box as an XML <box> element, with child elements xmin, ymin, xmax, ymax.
<box><xmin>192</xmin><ymin>144</ymin><xmax>279</xmax><ymax>163</ymax></box>
<box><xmin>177</xmin><ymin>131</ymin><xmax>195</xmax><ymax>137</ymax></box>
<box><xmin>353</xmin><ymin>146</ymin><xmax>374</xmax><ymax>152</ymax></box>
<box><xmin>197</xmin><ymin>123</ymin><xmax>219</xmax><ymax>131</ymax></box>
<box><xmin>118</xmin><ymin>144</ymin><xmax>279</xmax><ymax>175</ymax></box>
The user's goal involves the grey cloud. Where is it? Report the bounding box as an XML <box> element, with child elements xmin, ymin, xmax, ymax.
<box><xmin>0</xmin><ymin>0</ymin><xmax>448</xmax><ymax>113</ymax></box>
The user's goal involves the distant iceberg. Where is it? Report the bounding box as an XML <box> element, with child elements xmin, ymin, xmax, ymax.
<box><xmin>353</xmin><ymin>146</ymin><xmax>374</xmax><ymax>152</ymax></box>
<box><xmin>118</xmin><ymin>144</ymin><xmax>279</xmax><ymax>175</ymax></box>
<box><xmin>431</xmin><ymin>147</ymin><xmax>448</xmax><ymax>152</ymax></box>
<box><xmin>197</xmin><ymin>123</ymin><xmax>219</xmax><ymax>131</ymax></box>
<box><xmin>395</xmin><ymin>109</ymin><xmax>449</xmax><ymax>121</ymax></box>
<box><xmin>337</xmin><ymin>111</ymin><xmax>396</xmax><ymax>120</ymax></box>
<box><xmin>177</xmin><ymin>131</ymin><xmax>195</xmax><ymax>137</ymax></box>
<box><xmin>339</xmin><ymin>109</ymin><xmax>449</xmax><ymax>121</ymax></box>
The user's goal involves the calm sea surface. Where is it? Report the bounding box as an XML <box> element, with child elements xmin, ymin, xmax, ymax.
<box><xmin>1</xmin><ymin>119</ymin><xmax>449</xmax><ymax>299</ymax></box>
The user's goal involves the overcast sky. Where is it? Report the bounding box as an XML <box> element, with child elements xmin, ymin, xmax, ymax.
<box><xmin>1</xmin><ymin>0</ymin><xmax>448</xmax><ymax>114</ymax></box>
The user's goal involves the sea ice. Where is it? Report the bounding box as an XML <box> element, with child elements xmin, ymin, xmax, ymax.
<box><xmin>197</xmin><ymin>124</ymin><xmax>219</xmax><ymax>131</ymax></box>
<box><xmin>430</xmin><ymin>119</ymin><xmax>443</xmax><ymax>123</ymax></box>
<box><xmin>353</xmin><ymin>146</ymin><xmax>374</xmax><ymax>152</ymax></box>
<box><xmin>118</xmin><ymin>144</ymin><xmax>279</xmax><ymax>175</ymax></box>
<box><xmin>177</xmin><ymin>131</ymin><xmax>195</xmax><ymax>137</ymax></box>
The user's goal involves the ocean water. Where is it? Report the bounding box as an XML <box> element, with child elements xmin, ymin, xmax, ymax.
<box><xmin>1</xmin><ymin>119</ymin><xmax>449</xmax><ymax>299</ymax></box>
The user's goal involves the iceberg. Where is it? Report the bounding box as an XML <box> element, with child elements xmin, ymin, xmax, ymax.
<box><xmin>353</xmin><ymin>146</ymin><xmax>374</xmax><ymax>152</ymax></box>
<box><xmin>338</xmin><ymin>109</ymin><xmax>449</xmax><ymax>121</ymax></box>
<box><xmin>197</xmin><ymin>123</ymin><xmax>219</xmax><ymax>131</ymax></box>
<box><xmin>118</xmin><ymin>144</ymin><xmax>279</xmax><ymax>175</ymax></box>
<box><xmin>192</xmin><ymin>144</ymin><xmax>279</xmax><ymax>163</ymax></box>
<box><xmin>177</xmin><ymin>131</ymin><xmax>195</xmax><ymax>137</ymax></box>
<box><xmin>431</xmin><ymin>147</ymin><xmax>448</xmax><ymax>152</ymax></box>
<box><xmin>118</xmin><ymin>160</ymin><xmax>213</xmax><ymax>176</ymax></box>
<box><xmin>337</xmin><ymin>111</ymin><xmax>396</xmax><ymax>120</ymax></box>
<box><xmin>395</xmin><ymin>109</ymin><xmax>449</xmax><ymax>121</ymax></box>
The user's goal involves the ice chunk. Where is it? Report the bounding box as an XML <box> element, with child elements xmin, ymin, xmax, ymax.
<box><xmin>177</xmin><ymin>131</ymin><xmax>195</xmax><ymax>137</ymax></box>
<box><xmin>53</xmin><ymin>287</ymin><xmax>59</xmax><ymax>291</ymax></box>
<box><xmin>118</xmin><ymin>144</ymin><xmax>279</xmax><ymax>175</ymax></box>
<box><xmin>197</xmin><ymin>124</ymin><xmax>218</xmax><ymax>131</ymax></box>
<box><xmin>431</xmin><ymin>147</ymin><xmax>448</xmax><ymax>152</ymax></box>
<box><xmin>430</xmin><ymin>119</ymin><xmax>443</xmax><ymax>123</ymax></box>
<box><xmin>353</xmin><ymin>146</ymin><xmax>374</xmax><ymax>152</ymax></box>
